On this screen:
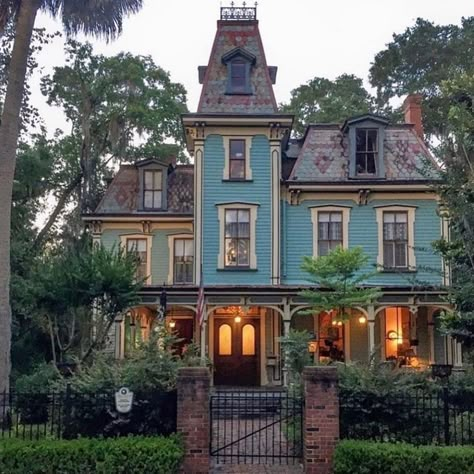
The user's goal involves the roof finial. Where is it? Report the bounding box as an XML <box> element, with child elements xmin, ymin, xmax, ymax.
<box><xmin>220</xmin><ymin>1</ymin><xmax>257</xmax><ymax>20</ymax></box>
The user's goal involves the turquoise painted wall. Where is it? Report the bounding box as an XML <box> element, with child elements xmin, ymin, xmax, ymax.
<box><xmin>101</xmin><ymin>228</ymin><xmax>192</xmax><ymax>285</ymax></box>
<box><xmin>202</xmin><ymin>134</ymin><xmax>272</xmax><ymax>285</ymax></box>
<box><xmin>282</xmin><ymin>199</ymin><xmax>443</xmax><ymax>286</ymax></box>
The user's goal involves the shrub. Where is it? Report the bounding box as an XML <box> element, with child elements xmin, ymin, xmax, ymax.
<box><xmin>0</xmin><ymin>435</ymin><xmax>183</xmax><ymax>474</ymax></box>
<box><xmin>334</xmin><ymin>440</ymin><xmax>474</xmax><ymax>474</ymax></box>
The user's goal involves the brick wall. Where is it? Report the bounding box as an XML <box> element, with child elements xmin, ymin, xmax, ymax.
<box><xmin>177</xmin><ymin>367</ymin><xmax>211</xmax><ymax>474</ymax></box>
<box><xmin>303</xmin><ymin>366</ymin><xmax>339</xmax><ymax>474</ymax></box>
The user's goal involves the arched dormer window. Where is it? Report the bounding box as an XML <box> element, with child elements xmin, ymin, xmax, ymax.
<box><xmin>136</xmin><ymin>158</ymin><xmax>169</xmax><ymax>211</ymax></box>
<box><xmin>222</xmin><ymin>47</ymin><xmax>256</xmax><ymax>95</ymax></box>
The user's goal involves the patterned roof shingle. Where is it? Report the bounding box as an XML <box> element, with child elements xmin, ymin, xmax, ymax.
<box><xmin>95</xmin><ymin>164</ymin><xmax>194</xmax><ymax>215</ymax></box>
<box><xmin>289</xmin><ymin>125</ymin><xmax>438</xmax><ymax>182</ymax></box>
<box><xmin>197</xmin><ymin>20</ymin><xmax>278</xmax><ymax>114</ymax></box>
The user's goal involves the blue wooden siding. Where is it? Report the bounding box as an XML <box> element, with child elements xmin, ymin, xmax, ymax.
<box><xmin>100</xmin><ymin>228</ymin><xmax>191</xmax><ymax>284</ymax></box>
<box><xmin>202</xmin><ymin>134</ymin><xmax>272</xmax><ymax>285</ymax></box>
<box><xmin>282</xmin><ymin>199</ymin><xmax>443</xmax><ymax>286</ymax></box>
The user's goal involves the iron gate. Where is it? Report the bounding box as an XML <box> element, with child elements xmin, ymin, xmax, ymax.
<box><xmin>210</xmin><ymin>389</ymin><xmax>303</xmax><ymax>465</ymax></box>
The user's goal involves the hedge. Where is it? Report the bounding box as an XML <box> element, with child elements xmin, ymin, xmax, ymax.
<box><xmin>0</xmin><ymin>435</ymin><xmax>183</xmax><ymax>474</ymax></box>
<box><xmin>334</xmin><ymin>440</ymin><xmax>474</xmax><ymax>474</ymax></box>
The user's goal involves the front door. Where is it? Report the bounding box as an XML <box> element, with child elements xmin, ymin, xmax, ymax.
<box><xmin>214</xmin><ymin>318</ymin><xmax>260</xmax><ymax>386</ymax></box>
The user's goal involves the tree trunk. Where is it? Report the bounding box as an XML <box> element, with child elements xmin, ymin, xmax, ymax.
<box><xmin>0</xmin><ymin>0</ymin><xmax>39</xmax><ymax>394</ymax></box>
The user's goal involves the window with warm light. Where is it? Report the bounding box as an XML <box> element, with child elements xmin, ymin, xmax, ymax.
<box><xmin>225</xmin><ymin>209</ymin><xmax>250</xmax><ymax>267</ymax></box>
<box><xmin>318</xmin><ymin>312</ymin><xmax>344</xmax><ymax>363</ymax></box>
<box><xmin>242</xmin><ymin>324</ymin><xmax>256</xmax><ymax>356</ymax></box>
<box><xmin>218</xmin><ymin>324</ymin><xmax>232</xmax><ymax>355</ymax></box>
<box><xmin>385</xmin><ymin>307</ymin><xmax>411</xmax><ymax>359</ymax></box>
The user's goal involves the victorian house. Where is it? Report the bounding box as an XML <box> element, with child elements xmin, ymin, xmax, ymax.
<box><xmin>83</xmin><ymin>5</ymin><xmax>460</xmax><ymax>386</ymax></box>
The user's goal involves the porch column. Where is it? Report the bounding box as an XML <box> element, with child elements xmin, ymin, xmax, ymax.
<box><xmin>199</xmin><ymin>312</ymin><xmax>207</xmax><ymax>362</ymax></box>
<box><xmin>367</xmin><ymin>305</ymin><xmax>375</xmax><ymax>363</ymax></box>
<box><xmin>282</xmin><ymin>300</ymin><xmax>291</xmax><ymax>386</ymax></box>
<box><xmin>409</xmin><ymin>305</ymin><xmax>418</xmax><ymax>355</ymax></box>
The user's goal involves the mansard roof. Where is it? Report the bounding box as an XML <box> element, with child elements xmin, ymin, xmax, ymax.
<box><xmin>197</xmin><ymin>19</ymin><xmax>278</xmax><ymax>114</ymax></box>
<box><xmin>288</xmin><ymin>122</ymin><xmax>439</xmax><ymax>183</ymax></box>
<box><xmin>93</xmin><ymin>163</ymin><xmax>194</xmax><ymax>216</ymax></box>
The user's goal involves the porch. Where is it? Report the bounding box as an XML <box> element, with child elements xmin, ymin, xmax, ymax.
<box><xmin>109</xmin><ymin>287</ymin><xmax>461</xmax><ymax>387</ymax></box>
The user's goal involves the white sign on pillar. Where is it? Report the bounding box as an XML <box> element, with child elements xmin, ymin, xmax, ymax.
<box><xmin>115</xmin><ymin>387</ymin><xmax>134</xmax><ymax>414</ymax></box>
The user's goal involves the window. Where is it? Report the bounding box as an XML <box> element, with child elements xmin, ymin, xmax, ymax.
<box><xmin>230</xmin><ymin>60</ymin><xmax>247</xmax><ymax>92</ymax></box>
<box><xmin>383</xmin><ymin>211</ymin><xmax>408</xmax><ymax>269</ymax></box>
<box><xmin>127</xmin><ymin>238</ymin><xmax>148</xmax><ymax>281</ymax></box>
<box><xmin>219</xmin><ymin>324</ymin><xmax>232</xmax><ymax>355</ymax></box>
<box><xmin>376</xmin><ymin>206</ymin><xmax>416</xmax><ymax>271</ymax></box>
<box><xmin>144</xmin><ymin>170</ymin><xmax>162</xmax><ymax>209</ymax></box>
<box><xmin>225</xmin><ymin>209</ymin><xmax>250</xmax><ymax>267</ymax></box>
<box><xmin>229</xmin><ymin>139</ymin><xmax>246</xmax><ymax>180</ymax></box>
<box><xmin>242</xmin><ymin>324</ymin><xmax>256</xmax><ymax>356</ymax></box>
<box><xmin>174</xmin><ymin>239</ymin><xmax>193</xmax><ymax>284</ymax></box>
<box><xmin>356</xmin><ymin>129</ymin><xmax>377</xmax><ymax>175</ymax></box>
<box><xmin>318</xmin><ymin>311</ymin><xmax>344</xmax><ymax>363</ymax></box>
<box><xmin>385</xmin><ymin>307</ymin><xmax>411</xmax><ymax>360</ymax></box>
<box><xmin>310</xmin><ymin>206</ymin><xmax>350</xmax><ymax>257</ymax></box>
<box><xmin>318</xmin><ymin>212</ymin><xmax>343</xmax><ymax>256</ymax></box>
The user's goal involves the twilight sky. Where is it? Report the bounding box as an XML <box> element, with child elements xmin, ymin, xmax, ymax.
<box><xmin>31</xmin><ymin>0</ymin><xmax>473</xmax><ymax>135</ymax></box>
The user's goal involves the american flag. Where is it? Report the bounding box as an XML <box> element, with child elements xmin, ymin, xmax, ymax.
<box><xmin>197</xmin><ymin>274</ymin><xmax>205</xmax><ymax>327</ymax></box>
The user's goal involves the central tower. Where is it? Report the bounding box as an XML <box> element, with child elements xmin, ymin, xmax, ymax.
<box><xmin>183</xmin><ymin>4</ymin><xmax>293</xmax><ymax>286</ymax></box>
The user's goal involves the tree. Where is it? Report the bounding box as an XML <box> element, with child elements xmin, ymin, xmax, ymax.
<box><xmin>39</xmin><ymin>40</ymin><xmax>188</xmax><ymax>223</ymax></box>
<box><xmin>300</xmin><ymin>247</ymin><xmax>382</xmax><ymax>322</ymax></box>
<box><xmin>433</xmin><ymin>73</ymin><xmax>474</xmax><ymax>350</ymax></box>
<box><xmin>36</xmin><ymin>241</ymin><xmax>141</xmax><ymax>365</ymax></box>
<box><xmin>370</xmin><ymin>17</ymin><xmax>474</xmax><ymax>141</ymax></box>
<box><xmin>0</xmin><ymin>0</ymin><xmax>143</xmax><ymax>393</ymax></box>
<box><xmin>280</xmin><ymin>74</ymin><xmax>377</xmax><ymax>136</ymax></box>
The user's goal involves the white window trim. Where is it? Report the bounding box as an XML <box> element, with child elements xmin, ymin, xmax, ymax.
<box><xmin>223</xmin><ymin>136</ymin><xmax>253</xmax><ymax>180</ymax></box>
<box><xmin>310</xmin><ymin>206</ymin><xmax>351</xmax><ymax>257</ymax></box>
<box><xmin>120</xmin><ymin>234</ymin><xmax>153</xmax><ymax>285</ymax></box>
<box><xmin>217</xmin><ymin>202</ymin><xmax>258</xmax><ymax>270</ymax></box>
<box><xmin>375</xmin><ymin>205</ymin><xmax>416</xmax><ymax>271</ymax></box>
<box><xmin>167</xmin><ymin>233</ymin><xmax>194</xmax><ymax>285</ymax></box>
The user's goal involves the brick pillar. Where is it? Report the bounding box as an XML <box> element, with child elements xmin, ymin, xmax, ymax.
<box><xmin>303</xmin><ymin>366</ymin><xmax>339</xmax><ymax>474</ymax></box>
<box><xmin>177</xmin><ymin>367</ymin><xmax>211</xmax><ymax>474</ymax></box>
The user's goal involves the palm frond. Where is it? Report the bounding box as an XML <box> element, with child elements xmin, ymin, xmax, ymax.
<box><xmin>42</xmin><ymin>0</ymin><xmax>143</xmax><ymax>41</ymax></box>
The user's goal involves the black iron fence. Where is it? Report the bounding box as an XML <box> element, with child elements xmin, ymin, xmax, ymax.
<box><xmin>340</xmin><ymin>387</ymin><xmax>474</xmax><ymax>445</ymax></box>
<box><xmin>210</xmin><ymin>389</ymin><xmax>303</xmax><ymax>465</ymax></box>
<box><xmin>0</xmin><ymin>389</ymin><xmax>177</xmax><ymax>441</ymax></box>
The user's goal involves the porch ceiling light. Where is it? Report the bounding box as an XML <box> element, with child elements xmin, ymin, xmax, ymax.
<box><xmin>234</xmin><ymin>316</ymin><xmax>242</xmax><ymax>323</ymax></box>
<box><xmin>169</xmin><ymin>320</ymin><xmax>176</xmax><ymax>329</ymax></box>
<box><xmin>358</xmin><ymin>316</ymin><xmax>367</xmax><ymax>324</ymax></box>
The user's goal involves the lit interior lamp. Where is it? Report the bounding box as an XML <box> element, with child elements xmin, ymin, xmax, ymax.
<box><xmin>358</xmin><ymin>316</ymin><xmax>367</xmax><ymax>324</ymax></box>
<box><xmin>337</xmin><ymin>321</ymin><xmax>343</xmax><ymax>327</ymax></box>
<box><xmin>387</xmin><ymin>330</ymin><xmax>398</xmax><ymax>341</ymax></box>
<box><xmin>332</xmin><ymin>320</ymin><xmax>337</xmax><ymax>326</ymax></box>
<box><xmin>169</xmin><ymin>320</ymin><xmax>176</xmax><ymax>329</ymax></box>
<box><xmin>234</xmin><ymin>316</ymin><xmax>242</xmax><ymax>323</ymax></box>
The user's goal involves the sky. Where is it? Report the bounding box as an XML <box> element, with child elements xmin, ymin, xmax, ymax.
<box><xmin>31</xmin><ymin>0</ymin><xmax>474</xmax><ymax>135</ymax></box>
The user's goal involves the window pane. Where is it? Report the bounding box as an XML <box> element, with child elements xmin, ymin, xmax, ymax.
<box><xmin>230</xmin><ymin>160</ymin><xmax>245</xmax><ymax>179</ymax></box>
<box><xmin>184</xmin><ymin>239</ymin><xmax>194</xmax><ymax>256</ymax></box>
<box><xmin>238</xmin><ymin>239</ymin><xmax>250</xmax><ymax>266</ymax></box>
<box><xmin>366</xmin><ymin>154</ymin><xmax>376</xmax><ymax>174</ymax></box>
<box><xmin>238</xmin><ymin>221</ymin><xmax>250</xmax><ymax>238</ymax></box>
<box><xmin>225</xmin><ymin>239</ymin><xmax>238</xmax><ymax>266</ymax></box>
<box><xmin>395</xmin><ymin>242</ymin><xmax>407</xmax><ymax>267</ymax></box>
<box><xmin>154</xmin><ymin>170</ymin><xmax>162</xmax><ymax>190</ymax></box>
<box><xmin>395</xmin><ymin>223</ymin><xmax>407</xmax><ymax>240</ymax></box>
<box><xmin>242</xmin><ymin>324</ymin><xmax>256</xmax><ymax>356</ymax></box>
<box><xmin>384</xmin><ymin>213</ymin><xmax>395</xmax><ymax>224</ymax></box>
<box><xmin>144</xmin><ymin>191</ymin><xmax>154</xmax><ymax>208</ymax></box>
<box><xmin>153</xmin><ymin>191</ymin><xmax>162</xmax><ymax>208</ymax></box>
<box><xmin>319</xmin><ymin>241</ymin><xmax>330</xmax><ymax>256</ymax></box>
<box><xmin>225</xmin><ymin>210</ymin><xmax>238</xmax><ymax>237</ymax></box>
<box><xmin>231</xmin><ymin>62</ymin><xmax>246</xmax><ymax>88</ymax></box>
<box><xmin>396</xmin><ymin>212</ymin><xmax>408</xmax><ymax>223</ymax></box>
<box><xmin>330</xmin><ymin>222</ymin><xmax>342</xmax><ymax>241</ymax></box>
<box><xmin>367</xmin><ymin>130</ymin><xmax>378</xmax><ymax>152</ymax></box>
<box><xmin>144</xmin><ymin>171</ymin><xmax>154</xmax><ymax>189</ymax></box>
<box><xmin>230</xmin><ymin>140</ymin><xmax>245</xmax><ymax>159</ymax></box>
<box><xmin>330</xmin><ymin>212</ymin><xmax>342</xmax><ymax>223</ymax></box>
<box><xmin>219</xmin><ymin>324</ymin><xmax>232</xmax><ymax>355</ymax></box>
<box><xmin>384</xmin><ymin>242</ymin><xmax>394</xmax><ymax>268</ymax></box>
<box><xmin>356</xmin><ymin>129</ymin><xmax>366</xmax><ymax>152</ymax></box>
<box><xmin>175</xmin><ymin>239</ymin><xmax>184</xmax><ymax>257</ymax></box>
<box><xmin>318</xmin><ymin>222</ymin><xmax>329</xmax><ymax>240</ymax></box>
<box><xmin>137</xmin><ymin>240</ymin><xmax>147</xmax><ymax>252</ymax></box>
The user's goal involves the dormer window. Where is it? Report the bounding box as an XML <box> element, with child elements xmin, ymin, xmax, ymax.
<box><xmin>222</xmin><ymin>47</ymin><xmax>256</xmax><ymax>95</ymax></box>
<box><xmin>356</xmin><ymin>129</ymin><xmax>378</xmax><ymax>176</ymax></box>
<box><xmin>144</xmin><ymin>170</ymin><xmax>163</xmax><ymax>209</ymax></box>
<box><xmin>343</xmin><ymin>114</ymin><xmax>389</xmax><ymax>180</ymax></box>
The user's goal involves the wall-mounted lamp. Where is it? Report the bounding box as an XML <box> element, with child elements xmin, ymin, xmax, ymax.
<box><xmin>169</xmin><ymin>320</ymin><xmax>176</xmax><ymax>329</ymax></box>
<box><xmin>234</xmin><ymin>316</ymin><xmax>242</xmax><ymax>323</ymax></box>
<box><xmin>358</xmin><ymin>316</ymin><xmax>367</xmax><ymax>324</ymax></box>
<box><xmin>387</xmin><ymin>330</ymin><xmax>398</xmax><ymax>341</ymax></box>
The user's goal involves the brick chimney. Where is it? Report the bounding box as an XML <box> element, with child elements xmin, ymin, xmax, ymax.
<box><xmin>403</xmin><ymin>94</ymin><xmax>424</xmax><ymax>139</ymax></box>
